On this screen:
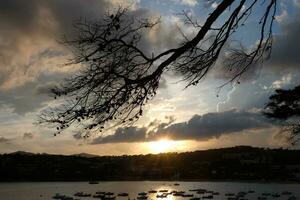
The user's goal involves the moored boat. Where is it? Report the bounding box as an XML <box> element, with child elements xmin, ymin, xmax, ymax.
<box><xmin>118</xmin><ymin>193</ymin><xmax>129</xmax><ymax>197</ymax></box>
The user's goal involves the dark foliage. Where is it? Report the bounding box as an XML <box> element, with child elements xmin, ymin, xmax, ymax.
<box><xmin>264</xmin><ymin>85</ymin><xmax>300</xmax><ymax>145</ymax></box>
<box><xmin>264</xmin><ymin>85</ymin><xmax>300</xmax><ymax>120</ymax></box>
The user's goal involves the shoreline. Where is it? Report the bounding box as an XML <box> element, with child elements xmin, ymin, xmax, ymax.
<box><xmin>1</xmin><ymin>179</ymin><xmax>299</xmax><ymax>184</ymax></box>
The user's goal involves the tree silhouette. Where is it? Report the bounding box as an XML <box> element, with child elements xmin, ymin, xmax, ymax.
<box><xmin>264</xmin><ymin>85</ymin><xmax>300</xmax><ymax>145</ymax></box>
<box><xmin>39</xmin><ymin>0</ymin><xmax>278</xmax><ymax>137</ymax></box>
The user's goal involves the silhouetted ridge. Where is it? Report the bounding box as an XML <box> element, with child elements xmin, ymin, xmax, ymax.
<box><xmin>1</xmin><ymin>146</ymin><xmax>299</xmax><ymax>182</ymax></box>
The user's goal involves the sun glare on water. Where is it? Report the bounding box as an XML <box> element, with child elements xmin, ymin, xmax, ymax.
<box><xmin>148</xmin><ymin>139</ymin><xmax>176</xmax><ymax>154</ymax></box>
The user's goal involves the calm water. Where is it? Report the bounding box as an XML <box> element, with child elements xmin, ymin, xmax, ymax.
<box><xmin>0</xmin><ymin>181</ymin><xmax>299</xmax><ymax>200</ymax></box>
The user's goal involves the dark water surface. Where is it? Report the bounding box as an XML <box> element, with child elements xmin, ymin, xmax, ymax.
<box><xmin>0</xmin><ymin>181</ymin><xmax>299</xmax><ymax>200</ymax></box>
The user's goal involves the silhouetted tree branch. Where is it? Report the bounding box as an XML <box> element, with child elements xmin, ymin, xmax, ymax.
<box><xmin>39</xmin><ymin>0</ymin><xmax>277</xmax><ymax>137</ymax></box>
<box><xmin>264</xmin><ymin>85</ymin><xmax>300</xmax><ymax>145</ymax></box>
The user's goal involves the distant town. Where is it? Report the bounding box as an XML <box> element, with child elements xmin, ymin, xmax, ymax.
<box><xmin>0</xmin><ymin>146</ymin><xmax>299</xmax><ymax>182</ymax></box>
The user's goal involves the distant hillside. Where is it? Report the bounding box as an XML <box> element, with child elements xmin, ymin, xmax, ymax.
<box><xmin>72</xmin><ymin>153</ymin><xmax>99</xmax><ymax>158</ymax></box>
<box><xmin>1</xmin><ymin>146</ymin><xmax>299</xmax><ymax>182</ymax></box>
<box><xmin>9</xmin><ymin>151</ymin><xmax>35</xmax><ymax>156</ymax></box>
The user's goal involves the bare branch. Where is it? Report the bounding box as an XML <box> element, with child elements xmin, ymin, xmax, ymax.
<box><xmin>39</xmin><ymin>1</ymin><xmax>278</xmax><ymax>137</ymax></box>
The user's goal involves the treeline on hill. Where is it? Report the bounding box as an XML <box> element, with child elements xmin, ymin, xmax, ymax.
<box><xmin>0</xmin><ymin>146</ymin><xmax>299</xmax><ymax>182</ymax></box>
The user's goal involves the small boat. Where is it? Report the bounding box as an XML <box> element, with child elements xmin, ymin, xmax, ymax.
<box><xmin>282</xmin><ymin>191</ymin><xmax>292</xmax><ymax>195</ymax></box>
<box><xmin>118</xmin><ymin>193</ymin><xmax>129</xmax><ymax>197</ymax></box>
<box><xmin>52</xmin><ymin>193</ymin><xmax>74</xmax><ymax>200</ymax></box>
<box><xmin>182</xmin><ymin>194</ymin><xmax>194</xmax><ymax>197</ymax></box>
<box><xmin>272</xmin><ymin>193</ymin><xmax>281</xmax><ymax>198</ymax></box>
<box><xmin>173</xmin><ymin>193</ymin><xmax>183</xmax><ymax>196</ymax></box>
<box><xmin>159</xmin><ymin>190</ymin><xmax>168</xmax><ymax>193</ymax></box>
<box><xmin>105</xmin><ymin>192</ymin><xmax>114</xmax><ymax>196</ymax></box>
<box><xmin>74</xmin><ymin>192</ymin><xmax>91</xmax><ymax>197</ymax></box>
<box><xmin>148</xmin><ymin>190</ymin><xmax>157</xmax><ymax>193</ymax></box>
<box><xmin>137</xmin><ymin>196</ymin><xmax>148</xmax><ymax>200</ymax></box>
<box><xmin>225</xmin><ymin>193</ymin><xmax>235</xmax><ymax>196</ymax></box>
<box><xmin>203</xmin><ymin>195</ymin><xmax>213</xmax><ymax>199</ymax></box>
<box><xmin>52</xmin><ymin>193</ymin><xmax>65</xmax><ymax>199</ymax></box>
<box><xmin>93</xmin><ymin>194</ymin><xmax>105</xmax><ymax>198</ymax></box>
<box><xmin>103</xmin><ymin>196</ymin><xmax>116</xmax><ymax>200</ymax></box>
<box><xmin>196</xmin><ymin>189</ymin><xmax>207</xmax><ymax>194</ymax></box>
<box><xmin>174</xmin><ymin>183</ymin><xmax>180</xmax><ymax>186</ymax></box>
<box><xmin>157</xmin><ymin>194</ymin><xmax>168</xmax><ymax>198</ymax></box>
<box><xmin>173</xmin><ymin>191</ymin><xmax>185</xmax><ymax>196</ymax></box>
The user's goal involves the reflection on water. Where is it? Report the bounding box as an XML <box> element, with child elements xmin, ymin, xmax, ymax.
<box><xmin>0</xmin><ymin>181</ymin><xmax>299</xmax><ymax>200</ymax></box>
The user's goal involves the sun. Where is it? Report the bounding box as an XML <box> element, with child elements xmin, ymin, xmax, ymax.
<box><xmin>148</xmin><ymin>139</ymin><xmax>176</xmax><ymax>154</ymax></box>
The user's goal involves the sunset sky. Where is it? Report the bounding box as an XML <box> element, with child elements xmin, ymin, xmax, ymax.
<box><xmin>0</xmin><ymin>0</ymin><xmax>300</xmax><ymax>155</ymax></box>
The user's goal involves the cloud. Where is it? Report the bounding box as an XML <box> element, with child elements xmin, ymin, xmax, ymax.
<box><xmin>92</xmin><ymin>126</ymin><xmax>147</xmax><ymax>144</ymax></box>
<box><xmin>0</xmin><ymin>0</ymin><xmax>186</xmax><ymax>116</ymax></box>
<box><xmin>171</xmin><ymin>0</ymin><xmax>198</xmax><ymax>7</ymax></box>
<box><xmin>23</xmin><ymin>132</ymin><xmax>34</xmax><ymax>140</ymax></box>
<box><xmin>0</xmin><ymin>0</ymin><xmax>179</xmax><ymax>91</ymax></box>
<box><xmin>0</xmin><ymin>0</ymin><xmax>117</xmax><ymax>90</ymax></box>
<box><xmin>151</xmin><ymin>109</ymin><xmax>272</xmax><ymax>141</ymax></box>
<box><xmin>0</xmin><ymin>137</ymin><xmax>12</xmax><ymax>144</ymax></box>
<box><xmin>270</xmin><ymin>73</ymin><xmax>292</xmax><ymax>89</ymax></box>
<box><xmin>267</xmin><ymin>18</ymin><xmax>300</xmax><ymax>71</ymax></box>
<box><xmin>0</xmin><ymin>74</ymin><xmax>65</xmax><ymax>115</ymax></box>
<box><xmin>0</xmin><ymin>0</ymin><xmax>168</xmax><ymax>115</ymax></box>
<box><xmin>212</xmin><ymin>11</ymin><xmax>300</xmax><ymax>83</ymax></box>
<box><xmin>293</xmin><ymin>0</ymin><xmax>300</xmax><ymax>7</ymax></box>
<box><xmin>276</xmin><ymin>9</ymin><xmax>288</xmax><ymax>23</ymax></box>
<box><xmin>35</xmin><ymin>81</ymin><xmax>59</xmax><ymax>95</ymax></box>
<box><xmin>92</xmin><ymin>109</ymin><xmax>273</xmax><ymax>144</ymax></box>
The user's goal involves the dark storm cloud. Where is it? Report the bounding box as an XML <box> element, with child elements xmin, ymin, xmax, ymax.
<box><xmin>212</xmin><ymin>15</ymin><xmax>300</xmax><ymax>82</ymax></box>
<box><xmin>151</xmin><ymin>109</ymin><xmax>271</xmax><ymax>141</ymax></box>
<box><xmin>0</xmin><ymin>0</ymin><xmax>39</xmax><ymax>30</ymax></box>
<box><xmin>41</xmin><ymin>0</ymin><xmax>115</xmax><ymax>35</ymax></box>
<box><xmin>268</xmin><ymin>19</ymin><xmax>300</xmax><ymax>70</ymax></box>
<box><xmin>0</xmin><ymin>74</ymin><xmax>64</xmax><ymax>115</ymax></box>
<box><xmin>92</xmin><ymin>109</ymin><xmax>272</xmax><ymax>144</ymax></box>
<box><xmin>92</xmin><ymin>126</ymin><xmax>148</xmax><ymax>144</ymax></box>
<box><xmin>0</xmin><ymin>0</ymin><xmax>113</xmax><ymax>90</ymax></box>
<box><xmin>0</xmin><ymin>0</ymin><xmax>165</xmax><ymax>89</ymax></box>
<box><xmin>0</xmin><ymin>0</ymin><xmax>112</xmax><ymax>37</ymax></box>
<box><xmin>0</xmin><ymin>0</ymin><xmax>175</xmax><ymax>114</ymax></box>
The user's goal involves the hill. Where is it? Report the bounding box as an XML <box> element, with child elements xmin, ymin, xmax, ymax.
<box><xmin>0</xmin><ymin>146</ymin><xmax>299</xmax><ymax>182</ymax></box>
